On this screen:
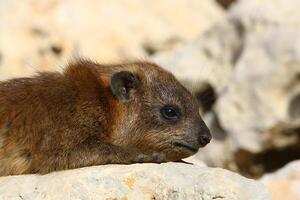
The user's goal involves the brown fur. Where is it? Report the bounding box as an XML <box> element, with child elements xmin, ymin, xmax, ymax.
<box><xmin>0</xmin><ymin>60</ymin><xmax>211</xmax><ymax>176</ymax></box>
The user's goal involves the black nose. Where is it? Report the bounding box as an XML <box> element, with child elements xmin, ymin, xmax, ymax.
<box><xmin>198</xmin><ymin>120</ymin><xmax>212</xmax><ymax>146</ymax></box>
<box><xmin>198</xmin><ymin>134</ymin><xmax>211</xmax><ymax>146</ymax></box>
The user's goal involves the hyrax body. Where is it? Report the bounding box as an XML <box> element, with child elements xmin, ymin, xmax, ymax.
<box><xmin>0</xmin><ymin>60</ymin><xmax>211</xmax><ymax>176</ymax></box>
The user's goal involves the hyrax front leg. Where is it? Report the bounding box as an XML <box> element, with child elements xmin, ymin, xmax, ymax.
<box><xmin>73</xmin><ymin>137</ymin><xmax>167</xmax><ymax>165</ymax></box>
<box><xmin>31</xmin><ymin>137</ymin><xmax>166</xmax><ymax>174</ymax></box>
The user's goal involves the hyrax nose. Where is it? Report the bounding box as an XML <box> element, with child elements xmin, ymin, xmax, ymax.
<box><xmin>198</xmin><ymin>120</ymin><xmax>212</xmax><ymax>146</ymax></box>
<box><xmin>198</xmin><ymin>134</ymin><xmax>211</xmax><ymax>146</ymax></box>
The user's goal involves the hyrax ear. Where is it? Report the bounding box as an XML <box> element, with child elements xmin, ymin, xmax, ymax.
<box><xmin>110</xmin><ymin>71</ymin><xmax>140</xmax><ymax>102</ymax></box>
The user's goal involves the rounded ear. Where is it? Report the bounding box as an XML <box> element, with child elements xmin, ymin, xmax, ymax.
<box><xmin>110</xmin><ymin>71</ymin><xmax>140</xmax><ymax>102</ymax></box>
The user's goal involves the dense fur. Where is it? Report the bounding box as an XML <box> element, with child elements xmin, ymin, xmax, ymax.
<box><xmin>0</xmin><ymin>60</ymin><xmax>211</xmax><ymax>176</ymax></box>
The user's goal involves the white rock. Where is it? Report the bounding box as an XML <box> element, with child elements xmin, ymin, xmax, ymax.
<box><xmin>0</xmin><ymin>163</ymin><xmax>270</xmax><ymax>200</ymax></box>
<box><xmin>261</xmin><ymin>160</ymin><xmax>300</xmax><ymax>200</ymax></box>
<box><xmin>216</xmin><ymin>0</ymin><xmax>300</xmax><ymax>152</ymax></box>
<box><xmin>153</xmin><ymin>20</ymin><xmax>239</xmax><ymax>94</ymax></box>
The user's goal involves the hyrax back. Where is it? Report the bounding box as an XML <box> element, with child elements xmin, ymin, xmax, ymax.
<box><xmin>0</xmin><ymin>60</ymin><xmax>211</xmax><ymax>176</ymax></box>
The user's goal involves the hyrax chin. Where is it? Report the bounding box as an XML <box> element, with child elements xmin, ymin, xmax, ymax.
<box><xmin>0</xmin><ymin>60</ymin><xmax>211</xmax><ymax>176</ymax></box>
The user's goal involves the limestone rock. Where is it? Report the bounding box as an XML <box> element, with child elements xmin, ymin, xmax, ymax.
<box><xmin>261</xmin><ymin>160</ymin><xmax>300</xmax><ymax>200</ymax></box>
<box><xmin>153</xmin><ymin>19</ymin><xmax>239</xmax><ymax>95</ymax></box>
<box><xmin>215</xmin><ymin>0</ymin><xmax>300</xmax><ymax>153</ymax></box>
<box><xmin>0</xmin><ymin>163</ymin><xmax>270</xmax><ymax>200</ymax></box>
<box><xmin>0</xmin><ymin>0</ymin><xmax>223</xmax><ymax>80</ymax></box>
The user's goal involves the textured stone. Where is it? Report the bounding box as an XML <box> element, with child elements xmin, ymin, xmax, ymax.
<box><xmin>215</xmin><ymin>0</ymin><xmax>300</xmax><ymax>153</ymax></box>
<box><xmin>261</xmin><ymin>160</ymin><xmax>300</xmax><ymax>200</ymax></box>
<box><xmin>153</xmin><ymin>19</ymin><xmax>239</xmax><ymax>94</ymax></box>
<box><xmin>0</xmin><ymin>163</ymin><xmax>270</xmax><ymax>200</ymax></box>
<box><xmin>0</xmin><ymin>0</ymin><xmax>223</xmax><ymax>80</ymax></box>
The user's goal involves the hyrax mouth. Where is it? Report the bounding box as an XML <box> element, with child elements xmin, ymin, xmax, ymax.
<box><xmin>173</xmin><ymin>141</ymin><xmax>198</xmax><ymax>152</ymax></box>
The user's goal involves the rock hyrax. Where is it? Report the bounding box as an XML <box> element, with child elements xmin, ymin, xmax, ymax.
<box><xmin>0</xmin><ymin>60</ymin><xmax>211</xmax><ymax>175</ymax></box>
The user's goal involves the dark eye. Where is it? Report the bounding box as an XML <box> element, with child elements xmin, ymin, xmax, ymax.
<box><xmin>160</xmin><ymin>105</ymin><xmax>180</xmax><ymax>121</ymax></box>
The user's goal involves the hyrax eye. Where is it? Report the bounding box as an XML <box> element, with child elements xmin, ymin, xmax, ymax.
<box><xmin>160</xmin><ymin>105</ymin><xmax>180</xmax><ymax>121</ymax></box>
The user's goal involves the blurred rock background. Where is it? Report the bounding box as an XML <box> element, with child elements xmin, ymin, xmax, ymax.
<box><xmin>0</xmin><ymin>0</ymin><xmax>299</xmax><ymax>199</ymax></box>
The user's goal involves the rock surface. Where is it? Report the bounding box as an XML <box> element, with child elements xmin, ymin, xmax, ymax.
<box><xmin>215</xmin><ymin>0</ymin><xmax>300</xmax><ymax>153</ymax></box>
<box><xmin>0</xmin><ymin>0</ymin><xmax>223</xmax><ymax>80</ymax></box>
<box><xmin>261</xmin><ymin>160</ymin><xmax>300</xmax><ymax>200</ymax></box>
<box><xmin>0</xmin><ymin>163</ymin><xmax>270</xmax><ymax>200</ymax></box>
<box><xmin>153</xmin><ymin>19</ymin><xmax>238</xmax><ymax>95</ymax></box>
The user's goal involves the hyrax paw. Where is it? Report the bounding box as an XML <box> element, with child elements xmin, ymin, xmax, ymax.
<box><xmin>151</xmin><ymin>152</ymin><xmax>166</xmax><ymax>163</ymax></box>
<box><xmin>135</xmin><ymin>152</ymin><xmax>166</xmax><ymax>163</ymax></box>
<box><xmin>136</xmin><ymin>154</ymin><xmax>147</xmax><ymax>163</ymax></box>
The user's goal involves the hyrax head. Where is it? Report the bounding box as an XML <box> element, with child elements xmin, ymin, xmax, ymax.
<box><xmin>109</xmin><ymin>62</ymin><xmax>211</xmax><ymax>161</ymax></box>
